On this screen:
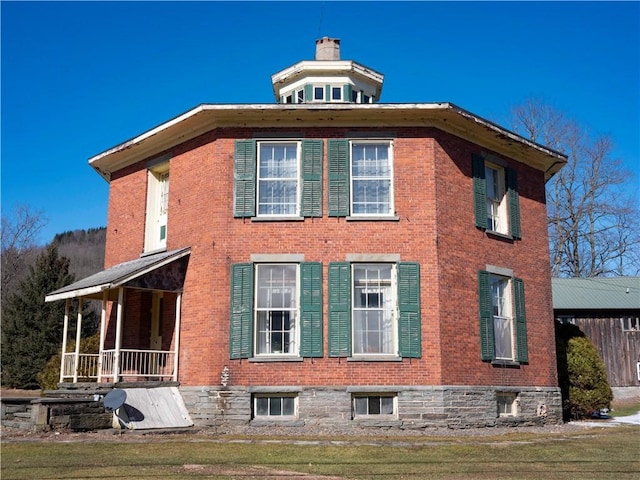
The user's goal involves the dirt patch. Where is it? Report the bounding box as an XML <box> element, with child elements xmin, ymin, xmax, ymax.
<box><xmin>178</xmin><ymin>464</ymin><xmax>344</xmax><ymax>479</ymax></box>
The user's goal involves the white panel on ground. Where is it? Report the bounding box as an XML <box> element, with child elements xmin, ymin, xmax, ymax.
<box><xmin>121</xmin><ymin>387</ymin><xmax>193</xmax><ymax>430</ymax></box>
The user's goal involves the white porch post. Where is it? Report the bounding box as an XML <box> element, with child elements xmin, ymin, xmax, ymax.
<box><xmin>59</xmin><ymin>300</ymin><xmax>70</xmax><ymax>383</ymax></box>
<box><xmin>113</xmin><ymin>287</ymin><xmax>124</xmax><ymax>383</ymax></box>
<box><xmin>96</xmin><ymin>291</ymin><xmax>108</xmax><ymax>383</ymax></box>
<box><xmin>72</xmin><ymin>298</ymin><xmax>83</xmax><ymax>383</ymax></box>
<box><xmin>172</xmin><ymin>292</ymin><xmax>182</xmax><ymax>382</ymax></box>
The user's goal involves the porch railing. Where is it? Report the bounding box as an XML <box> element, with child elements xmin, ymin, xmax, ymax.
<box><xmin>60</xmin><ymin>349</ymin><xmax>175</xmax><ymax>383</ymax></box>
<box><xmin>61</xmin><ymin>352</ymin><xmax>99</xmax><ymax>381</ymax></box>
<box><xmin>100</xmin><ymin>349</ymin><xmax>176</xmax><ymax>382</ymax></box>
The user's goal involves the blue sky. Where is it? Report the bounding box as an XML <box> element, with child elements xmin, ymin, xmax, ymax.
<box><xmin>2</xmin><ymin>1</ymin><xmax>638</xmax><ymax>245</ymax></box>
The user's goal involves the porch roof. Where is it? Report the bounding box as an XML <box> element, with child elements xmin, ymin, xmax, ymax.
<box><xmin>45</xmin><ymin>247</ymin><xmax>191</xmax><ymax>302</ymax></box>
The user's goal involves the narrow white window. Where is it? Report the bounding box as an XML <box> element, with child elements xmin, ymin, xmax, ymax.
<box><xmin>485</xmin><ymin>164</ymin><xmax>507</xmax><ymax>234</ymax></box>
<box><xmin>352</xmin><ymin>264</ymin><xmax>396</xmax><ymax>355</ymax></box>
<box><xmin>255</xmin><ymin>264</ymin><xmax>299</xmax><ymax>355</ymax></box>
<box><xmin>492</xmin><ymin>275</ymin><xmax>514</xmax><ymax>360</ymax></box>
<box><xmin>144</xmin><ymin>163</ymin><xmax>169</xmax><ymax>252</ymax></box>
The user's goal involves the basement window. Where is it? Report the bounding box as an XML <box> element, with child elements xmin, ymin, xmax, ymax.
<box><xmin>253</xmin><ymin>394</ymin><xmax>297</xmax><ymax>418</ymax></box>
<box><xmin>496</xmin><ymin>392</ymin><xmax>518</xmax><ymax>417</ymax></box>
<box><xmin>352</xmin><ymin>394</ymin><xmax>396</xmax><ymax>418</ymax></box>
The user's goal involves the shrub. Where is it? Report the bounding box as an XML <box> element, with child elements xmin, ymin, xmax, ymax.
<box><xmin>37</xmin><ymin>333</ymin><xmax>101</xmax><ymax>391</ymax></box>
<box><xmin>565</xmin><ymin>335</ymin><xmax>613</xmax><ymax>419</ymax></box>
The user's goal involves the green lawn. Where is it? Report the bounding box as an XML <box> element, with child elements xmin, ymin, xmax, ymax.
<box><xmin>2</xmin><ymin>425</ymin><xmax>639</xmax><ymax>479</ymax></box>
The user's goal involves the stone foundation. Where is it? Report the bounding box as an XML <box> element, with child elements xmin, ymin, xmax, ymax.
<box><xmin>180</xmin><ymin>385</ymin><xmax>562</xmax><ymax>430</ymax></box>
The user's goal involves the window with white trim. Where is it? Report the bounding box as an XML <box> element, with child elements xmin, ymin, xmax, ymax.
<box><xmin>478</xmin><ymin>270</ymin><xmax>528</xmax><ymax>363</ymax></box>
<box><xmin>313</xmin><ymin>86</ymin><xmax>324</xmax><ymax>101</ymax></box>
<box><xmin>257</xmin><ymin>142</ymin><xmax>300</xmax><ymax>216</ymax></box>
<box><xmin>255</xmin><ymin>264</ymin><xmax>299</xmax><ymax>355</ymax></box>
<box><xmin>472</xmin><ymin>154</ymin><xmax>521</xmax><ymax>238</ymax></box>
<box><xmin>253</xmin><ymin>394</ymin><xmax>297</xmax><ymax>418</ymax></box>
<box><xmin>230</xmin><ymin>262</ymin><xmax>323</xmax><ymax>360</ymax></box>
<box><xmin>331</xmin><ymin>86</ymin><xmax>342</xmax><ymax>101</ymax></box>
<box><xmin>350</xmin><ymin>141</ymin><xmax>394</xmax><ymax>216</ymax></box>
<box><xmin>352</xmin><ymin>264</ymin><xmax>396</xmax><ymax>355</ymax></box>
<box><xmin>485</xmin><ymin>163</ymin><xmax>507</xmax><ymax>234</ymax></box>
<box><xmin>328</xmin><ymin>261</ymin><xmax>420</xmax><ymax>359</ymax></box>
<box><xmin>491</xmin><ymin>275</ymin><xmax>514</xmax><ymax>360</ymax></box>
<box><xmin>144</xmin><ymin>161</ymin><xmax>169</xmax><ymax>252</ymax></box>
<box><xmin>353</xmin><ymin>394</ymin><xmax>396</xmax><ymax>417</ymax></box>
<box><xmin>496</xmin><ymin>392</ymin><xmax>518</xmax><ymax>417</ymax></box>
<box><xmin>234</xmin><ymin>139</ymin><xmax>322</xmax><ymax>219</ymax></box>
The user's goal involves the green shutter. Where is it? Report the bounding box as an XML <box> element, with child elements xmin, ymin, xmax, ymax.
<box><xmin>343</xmin><ymin>84</ymin><xmax>352</xmax><ymax>103</ymax></box>
<box><xmin>507</xmin><ymin>168</ymin><xmax>521</xmax><ymax>239</ymax></box>
<box><xmin>397</xmin><ymin>262</ymin><xmax>421</xmax><ymax>358</ymax></box>
<box><xmin>478</xmin><ymin>270</ymin><xmax>494</xmax><ymax>361</ymax></box>
<box><xmin>325</xmin><ymin>84</ymin><xmax>331</xmax><ymax>101</ymax></box>
<box><xmin>301</xmin><ymin>140</ymin><xmax>323</xmax><ymax>217</ymax></box>
<box><xmin>304</xmin><ymin>84</ymin><xmax>312</xmax><ymax>102</ymax></box>
<box><xmin>233</xmin><ymin>140</ymin><xmax>256</xmax><ymax>218</ymax></box>
<box><xmin>328</xmin><ymin>139</ymin><xmax>350</xmax><ymax>217</ymax></box>
<box><xmin>513</xmin><ymin>278</ymin><xmax>528</xmax><ymax>363</ymax></box>
<box><xmin>472</xmin><ymin>154</ymin><xmax>487</xmax><ymax>229</ymax></box>
<box><xmin>328</xmin><ymin>262</ymin><xmax>351</xmax><ymax>356</ymax></box>
<box><xmin>230</xmin><ymin>263</ymin><xmax>253</xmax><ymax>359</ymax></box>
<box><xmin>300</xmin><ymin>262</ymin><xmax>323</xmax><ymax>357</ymax></box>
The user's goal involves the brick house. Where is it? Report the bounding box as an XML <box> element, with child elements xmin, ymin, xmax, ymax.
<box><xmin>46</xmin><ymin>38</ymin><xmax>567</xmax><ymax>428</ymax></box>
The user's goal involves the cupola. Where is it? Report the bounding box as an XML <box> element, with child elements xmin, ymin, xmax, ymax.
<box><xmin>271</xmin><ymin>37</ymin><xmax>384</xmax><ymax>104</ymax></box>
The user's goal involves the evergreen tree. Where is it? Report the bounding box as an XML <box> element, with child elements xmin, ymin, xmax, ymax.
<box><xmin>1</xmin><ymin>244</ymin><xmax>87</xmax><ymax>388</ymax></box>
<box><xmin>556</xmin><ymin>321</ymin><xmax>613</xmax><ymax>420</ymax></box>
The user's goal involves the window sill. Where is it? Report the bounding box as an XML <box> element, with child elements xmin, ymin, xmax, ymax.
<box><xmin>249</xmin><ymin>356</ymin><xmax>304</xmax><ymax>363</ymax></box>
<box><xmin>140</xmin><ymin>247</ymin><xmax>168</xmax><ymax>257</ymax></box>
<box><xmin>347</xmin><ymin>355</ymin><xmax>402</xmax><ymax>362</ymax></box>
<box><xmin>491</xmin><ymin>359</ymin><xmax>521</xmax><ymax>368</ymax></box>
<box><xmin>250</xmin><ymin>216</ymin><xmax>304</xmax><ymax>222</ymax></box>
<box><xmin>346</xmin><ymin>215</ymin><xmax>400</xmax><ymax>222</ymax></box>
<box><xmin>485</xmin><ymin>230</ymin><xmax>514</xmax><ymax>241</ymax></box>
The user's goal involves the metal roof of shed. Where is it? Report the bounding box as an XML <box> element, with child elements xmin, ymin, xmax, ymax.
<box><xmin>552</xmin><ymin>277</ymin><xmax>640</xmax><ymax>311</ymax></box>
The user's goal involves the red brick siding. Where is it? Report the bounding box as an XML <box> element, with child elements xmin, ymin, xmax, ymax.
<box><xmin>103</xmin><ymin>126</ymin><xmax>556</xmax><ymax>389</ymax></box>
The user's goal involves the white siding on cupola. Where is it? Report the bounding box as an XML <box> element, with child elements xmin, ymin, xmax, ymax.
<box><xmin>271</xmin><ymin>37</ymin><xmax>384</xmax><ymax>104</ymax></box>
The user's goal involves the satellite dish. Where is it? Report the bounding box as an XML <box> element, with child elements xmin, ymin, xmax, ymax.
<box><xmin>103</xmin><ymin>389</ymin><xmax>127</xmax><ymax>412</ymax></box>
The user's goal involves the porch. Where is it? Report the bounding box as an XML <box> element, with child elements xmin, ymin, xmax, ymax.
<box><xmin>46</xmin><ymin>248</ymin><xmax>190</xmax><ymax>385</ymax></box>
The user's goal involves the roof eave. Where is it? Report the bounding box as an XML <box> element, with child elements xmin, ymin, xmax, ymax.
<box><xmin>89</xmin><ymin>103</ymin><xmax>567</xmax><ymax>182</ymax></box>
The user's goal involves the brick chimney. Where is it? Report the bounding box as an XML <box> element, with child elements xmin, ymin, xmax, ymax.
<box><xmin>315</xmin><ymin>37</ymin><xmax>340</xmax><ymax>60</ymax></box>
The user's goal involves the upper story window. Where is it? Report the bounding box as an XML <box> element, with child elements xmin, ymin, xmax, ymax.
<box><xmin>478</xmin><ymin>269</ymin><xmax>528</xmax><ymax>364</ymax></box>
<box><xmin>313</xmin><ymin>86</ymin><xmax>325</xmax><ymax>101</ymax></box>
<box><xmin>144</xmin><ymin>159</ymin><xmax>170</xmax><ymax>252</ymax></box>
<box><xmin>351</xmin><ymin>142</ymin><xmax>393</xmax><ymax>216</ymax></box>
<box><xmin>257</xmin><ymin>142</ymin><xmax>300</xmax><ymax>216</ymax></box>
<box><xmin>485</xmin><ymin>163</ymin><xmax>507</xmax><ymax>234</ymax></box>
<box><xmin>234</xmin><ymin>139</ymin><xmax>323</xmax><ymax>219</ymax></box>
<box><xmin>472</xmin><ymin>154</ymin><xmax>521</xmax><ymax>238</ymax></box>
<box><xmin>328</xmin><ymin>139</ymin><xmax>395</xmax><ymax>219</ymax></box>
<box><xmin>331</xmin><ymin>86</ymin><xmax>342</xmax><ymax>101</ymax></box>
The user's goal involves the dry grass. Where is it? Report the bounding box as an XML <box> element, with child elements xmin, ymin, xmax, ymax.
<box><xmin>2</xmin><ymin>425</ymin><xmax>639</xmax><ymax>479</ymax></box>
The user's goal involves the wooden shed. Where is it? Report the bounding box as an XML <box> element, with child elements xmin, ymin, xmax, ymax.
<box><xmin>553</xmin><ymin>277</ymin><xmax>640</xmax><ymax>387</ymax></box>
